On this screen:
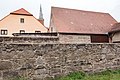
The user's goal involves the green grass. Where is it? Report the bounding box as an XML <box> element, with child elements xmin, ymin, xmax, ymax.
<box><xmin>9</xmin><ymin>76</ymin><xmax>27</xmax><ymax>80</ymax></box>
<box><xmin>54</xmin><ymin>69</ymin><xmax>120</xmax><ymax>80</ymax></box>
<box><xmin>8</xmin><ymin>69</ymin><xmax>120</xmax><ymax>80</ymax></box>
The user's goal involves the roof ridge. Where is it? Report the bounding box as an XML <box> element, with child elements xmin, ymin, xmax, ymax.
<box><xmin>10</xmin><ymin>8</ymin><xmax>33</xmax><ymax>16</ymax></box>
<box><xmin>51</xmin><ymin>6</ymin><xmax>109</xmax><ymax>14</ymax></box>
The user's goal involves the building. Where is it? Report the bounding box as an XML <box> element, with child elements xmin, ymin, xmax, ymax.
<box><xmin>49</xmin><ymin>7</ymin><xmax>117</xmax><ymax>43</ymax></box>
<box><xmin>109</xmin><ymin>23</ymin><xmax>120</xmax><ymax>43</ymax></box>
<box><xmin>0</xmin><ymin>7</ymin><xmax>47</xmax><ymax>36</ymax></box>
<box><xmin>38</xmin><ymin>5</ymin><xmax>44</xmax><ymax>25</ymax></box>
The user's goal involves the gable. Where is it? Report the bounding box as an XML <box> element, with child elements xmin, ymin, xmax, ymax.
<box><xmin>10</xmin><ymin>8</ymin><xmax>33</xmax><ymax>16</ymax></box>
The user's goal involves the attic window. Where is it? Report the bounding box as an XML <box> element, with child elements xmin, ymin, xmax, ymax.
<box><xmin>1</xmin><ymin>29</ymin><xmax>8</xmax><ymax>35</ymax></box>
<box><xmin>20</xmin><ymin>18</ymin><xmax>24</xmax><ymax>23</ymax></box>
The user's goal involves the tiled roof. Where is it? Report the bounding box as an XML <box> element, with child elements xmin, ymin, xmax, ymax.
<box><xmin>109</xmin><ymin>23</ymin><xmax>120</xmax><ymax>33</ymax></box>
<box><xmin>51</xmin><ymin>7</ymin><xmax>117</xmax><ymax>34</ymax></box>
<box><xmin>10</xmin><ymin>8</ymin><xmax>33</xmax><ymax>16</ymax></box>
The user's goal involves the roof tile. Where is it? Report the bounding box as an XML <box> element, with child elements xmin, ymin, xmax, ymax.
<box><xmin>51</xmin><ymin>7</ymin><xmax>117</xmax><ymax>34</ymax></box>
<box><xmin>109</xmin><ymin>23</ymin><xmax>120</xmax><ymax>33</ymax></box>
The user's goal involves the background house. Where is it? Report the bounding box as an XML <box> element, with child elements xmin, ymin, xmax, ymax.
<box><xmin>49</xmin><ymin>7</ymin><xmax>117</xmax><ymax>43</ymax></box>
<box><xmin>0</xmin><ymin>8</ymin><xmax>47</xmax><ymax>36</ymax></box>
<box><xmin>109</xmin><ymin>23</ymin><xmax>120</xmax><ymax>43</ymax></box>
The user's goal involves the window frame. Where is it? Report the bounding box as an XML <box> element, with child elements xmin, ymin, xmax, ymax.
<box><xmin>35</xmin><ymin>31</ymin><xmax>41</xmax><ymax>33</ymax></box>
<box><xmin>20</xmin><ymin>18</ymin><xmax>24</xmax><ymax>23</ymax></box>
<box><xmin>51</xmin><ymin>27</ymin><xmax>53</xmax><ymax>32</ymax></box>
<box><xmin>1</xmin><ymin>29</ymin><xmax>8</xmax><ymax>35</ymax></box>
<box><xmin>20</xmin><ymin>30</ymin><xmax>25</xmax><ymax>33</ymax></box>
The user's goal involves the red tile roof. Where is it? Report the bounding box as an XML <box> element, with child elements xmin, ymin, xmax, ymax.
<box><xmin>10</xmin><ymin>8</ymin><xmax>33</xmax><ymax>16</ymax></box>
<box><xmin>109</xmin><ymin>23</ymin><xmax>120</xmax><ymax>33</ymax></box>
<box><xmin>51</xmin><ymin>7</ymin><xmax>117</xmax><ymax>34</ymax></box>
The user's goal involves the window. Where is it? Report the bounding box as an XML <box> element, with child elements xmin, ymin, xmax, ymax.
<box><xmin>1</xmin><ymin>30</ymin><xmax>8</xmax><ymax>35</ymax></box>
<box><xmin>51</xmin><ymin>27</ymin><xmax>53</xmax><ymax>32</ymax></box>
<box><xmin>20</xmin><ymin>18</ymin><xmax>24</xmax><ymax>23</ymax></box>
<box><xmin>35</xmin><ymin>31</ymin><xmax>41</xmax><ymax>33</ymax></box>
<box><xmin>20</xmin><ymin>30</ymin><xmax>25</xmax><ymax>33</ymax></box>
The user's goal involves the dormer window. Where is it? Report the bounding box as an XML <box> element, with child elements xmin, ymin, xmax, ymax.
<box><xmin>20</xmin><ymin>18</ymin><xmax>24</xmax><ymax>23</ymax></box>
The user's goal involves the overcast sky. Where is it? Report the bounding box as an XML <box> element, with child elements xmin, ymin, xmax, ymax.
<box><xmin>0</xmin><ymin>0</ymin><xmax>120</xmax><ymax>27</ymax></box>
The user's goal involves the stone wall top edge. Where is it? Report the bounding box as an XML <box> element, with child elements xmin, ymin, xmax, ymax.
<box><xmin>0</xmin><ymin>42</ymin><xmax>120</xmax><ymax>45</ymax></box>
<box><xmin>0</xmin><ymin>36</ymin><xmax>59</xmax><ymax>39</ymax></box>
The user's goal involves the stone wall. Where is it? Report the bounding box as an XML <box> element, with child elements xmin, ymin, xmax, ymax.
<box><xmin>12</xmin><ymin>33</ymin><xmax>91</xmax><ymax>43</ymax></box>
<box><xmin>0</xmin><ymin>37</ymin><xmax>59</xmax><ymax>44</ymax></box>
<box><xmin>59</xmin><ymin>34</ymin><xmax>91</xmax><ymax>43</ymax></box>
<box><xmin>12</xmin><ymin>33</ymin><xmax>109</xmax><ymax>43</ymax></box>
<box><xmin>0</xmin><ymin>43</ymin><xmax>120</xmax><ymax>80</ymax></box>
<box><xmin>0</xmin><ymin>34</ymin><xmax>91</xmax><ymax>44</ymax></box>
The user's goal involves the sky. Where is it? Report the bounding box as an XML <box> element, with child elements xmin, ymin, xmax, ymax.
<box><xmin>0</xmin><ymin>0</ymin><xmax>120</xmax><ymax>27</ymax></box>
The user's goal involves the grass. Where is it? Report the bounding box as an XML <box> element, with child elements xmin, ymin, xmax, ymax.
<box><xmin>8</xmin><ymin>69</ymin><xmax>120</xmax><ymax>80</ymax></box>
<box><xmin>54</xmin><ymin>69</ymin><xmax>120</xmax><ymax>80</ymax></box>
<box><xmin>9</xmin><ymin>76</ymin><xmax>27</xmax><ymax>80</ymax></box>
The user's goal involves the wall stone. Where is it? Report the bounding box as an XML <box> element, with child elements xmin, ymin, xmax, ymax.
<box><xmin>0</xmin><ymin>43</ymin><xmax>120</xmax><ymax>79</ymax></box>
<box><xmin>0</xmin><ymin>61</ymin><xmax>12</xmax><ymax>70</ymax></box>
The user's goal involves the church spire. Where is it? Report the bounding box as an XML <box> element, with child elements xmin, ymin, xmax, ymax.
<box><xmin>39</xmin><ymin>4</ymin><xmax>44</xmax><ymax>20</ymax></box>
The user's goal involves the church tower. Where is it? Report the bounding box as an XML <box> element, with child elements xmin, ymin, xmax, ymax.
<box><xmin>38</xmin><ymin>4</ymin><xmax>44</xmax><ymax>25</ymax></box>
